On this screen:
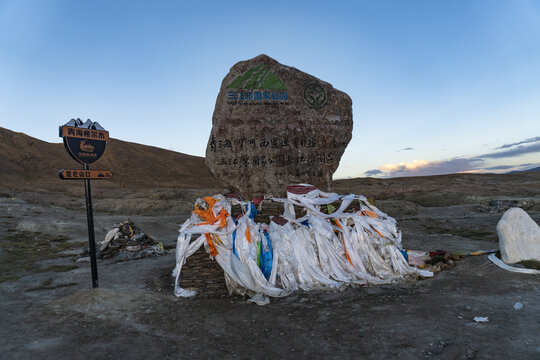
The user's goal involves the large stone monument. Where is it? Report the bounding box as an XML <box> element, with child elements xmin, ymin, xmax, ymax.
<box><xmin>205</xmin><ymin>54</ymin><xmax>353</xmax><ymax>199</ymax></box>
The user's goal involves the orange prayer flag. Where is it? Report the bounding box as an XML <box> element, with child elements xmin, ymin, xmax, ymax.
<box><xmin>245</xmin><ymin>227</ymin><xmax>251</xmax><ymax>243</ymax></box>
<box><xmin>204</xmin><ymin>233</ymin><xmax>218</xmax><ymax>256</ymax></box>
<box><xmin>370</xmin><ymin>225</ymin><xmax>384</xmax><ymax>237</ymax></box>
<box><xmin>361</xmin><ymin>210</ymin><xmax>378</xmax><ymax>218</ymax></box>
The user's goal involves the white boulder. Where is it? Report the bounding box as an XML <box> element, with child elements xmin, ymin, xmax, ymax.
<box><xmin>497</xmin><ymin>207</ymin><xmax>540</xmax><ymax>264</ymax></box>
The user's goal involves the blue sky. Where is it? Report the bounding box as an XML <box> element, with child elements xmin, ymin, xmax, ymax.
<box><xmin>1</xmin><ymin>0</ymin><xmax>539</xmax><ymax>178</ymax></box>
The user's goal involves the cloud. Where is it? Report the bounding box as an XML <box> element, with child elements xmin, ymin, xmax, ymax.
<box><xmin>484</xmin><ymin>165</ymin><xmax>516</xmax><ymax>171</ymax></box>
<box><xmin>364</xmin><ymin>137</ymin><xmax>540</xmax><ymax>178</ymax></box>
<box><xmin>364</xmin><ymin>169</ymin><xmax>383</xmax><ymax>176</ymax></box>
<box><xmin>380</xmin><ymin>159</ymin><xmax>430</xmax><ymax>172</ymax></box>
<box><xmin>496</xmin><ymin>136</ymin><xmax>540</xmax><ymax>149</ymax></box>
<box><xmin>368</xmin><ymin>158</ymin><xmax>480</xmax><ymax>177</ymax></box>
<box><xmin>475</xmin><ymin>142</ymin><xmax>540</xmax><ymax>160</ymax></box>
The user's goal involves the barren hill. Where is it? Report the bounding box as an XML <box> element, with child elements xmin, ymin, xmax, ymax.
<box><xmin>2</xmin><ymin>126</ymin><xmax>539</xmax><ymax>202</ymax></box>
<box><xmin>0</xmin><ymin>127</ymin><xmax>219</xmax><ymax>188</ymax></box>
<box><xmin>334</xmin><ymin>171</ymin><xmax>540</xmax><ymax>207</ymax></box>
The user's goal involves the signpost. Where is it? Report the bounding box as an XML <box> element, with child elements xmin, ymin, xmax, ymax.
<box><xmin>58</xmin><ymin>119</ymin><xmax>111</xmax><ymax>288</ymax></box>
<box><xmin>58</xmin><ymin>169</ymin><xmax>112</xmax><ymax>180</ymax></box>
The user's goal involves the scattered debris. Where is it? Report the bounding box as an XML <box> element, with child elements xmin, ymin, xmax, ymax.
<box><xmin>408</xmin><ymin>250</ymin><xmax>459</xmax><ymax>272</ymax></box>
<box><xmin>473</xmin><ymin>317</ymin><xmax>489</xmax><ymax>323</ymax></box>
<box><xmin>425</xmin><ymin>250</ymin><xmax>456</xmax><ymax>272</ymax></box>
<box><xmin>97</xmin><ymin>220</ymin><xmax>166</xmax><ymax>260</ymax></box>
<box><xmin>478</xmin><ymin>199</ymin><xmax>535</xmax><ymax>214</ymax></box>
<box><xmin>406</xmin><ymin>249</ymin><xmax>497</xmax><ymax>273</ymax></box>
<box><xmin>406</xmin><ymin>250</ymin><xmax>428</xmax><ymax>267</ymax></box>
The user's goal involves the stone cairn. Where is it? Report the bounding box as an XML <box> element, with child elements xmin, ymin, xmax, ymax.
<box><xmin>98</xmin><ymin>220</ymin><xmax>166</xmax><ymax>260</ymax></box>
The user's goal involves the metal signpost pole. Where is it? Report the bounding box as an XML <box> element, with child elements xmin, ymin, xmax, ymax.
<box><xmin>83</xmin><ymin>163</ymin><xmax>99</xmax><ymax>288</ymax></box>
<box><xmin>59</xmin><ymin>119</ymin><xmax>110</xmax><ymax>289</ymax></box>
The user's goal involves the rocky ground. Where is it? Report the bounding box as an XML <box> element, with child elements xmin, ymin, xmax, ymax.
<box><xmin>1</xmin><ymin>172</ymin><xmax>540</xmax><ymax>359</ymax></box>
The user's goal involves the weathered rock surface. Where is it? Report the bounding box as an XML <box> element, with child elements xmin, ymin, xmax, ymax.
<box><xmin>205</xmin><ymin>54</ymin><xmax>353</xmax><ymax>199</ymax></box>
<box><xmin>497</xmin><ymin>207</ymin><xmax>540</xmax><ymax>264</ymax></box>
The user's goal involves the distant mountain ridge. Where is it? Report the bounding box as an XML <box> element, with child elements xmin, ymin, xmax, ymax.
<box><xmin>2</xmin><ymin>126</ymin><xmax>538</xmax><ymax>191</ymax></box>
<box><xmin>0</xmin><ymin>126</ymin><xmax>220</xmax><ymax>188</ymax></box>
<box><xmin>507</xmin><ymin>167</ymin><xmax>540</xmax><ymax>174</ymax></box>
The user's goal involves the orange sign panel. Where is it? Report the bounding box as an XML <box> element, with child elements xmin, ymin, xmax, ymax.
<box><xmin>61</xmin><ymin>126</ymin><xmax>109</xmax><ymax>141</ymax></box>
<box><xmin>58</xmin><ymin>169</ymin><xmax>113</xmax><ymax>180</ymax></box>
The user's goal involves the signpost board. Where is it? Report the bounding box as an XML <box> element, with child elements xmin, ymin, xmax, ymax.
<box><xmin>58</xmin><ymin>169</ymin><xmax>112</xmax><ymax>180</ymax></box>
<box><xmin>59</xmin><ymin>124</ymin><xmax>109</xmax><ymax>165</ymax></box>
<box><xmin>58</xmin><ymin>118</ymin><xmax>111</xmax><ymax>288</ymax></box>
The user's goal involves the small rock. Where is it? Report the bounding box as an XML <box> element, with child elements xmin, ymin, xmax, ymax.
<box><xmin>497</xmin><ymin>208</ymin><xmax>540</xmax><ymax>264</ymax></box>
<box><xmin>513</xmin><ymin>302</ymin><xmax>523</xmax><ymax>310</ymax></box>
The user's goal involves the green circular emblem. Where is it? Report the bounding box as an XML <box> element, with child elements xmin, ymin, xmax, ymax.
<box><xmin>303</xmin><ymin>81</ymin><xmax>327</xmax><ymax>108</ymax></box>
